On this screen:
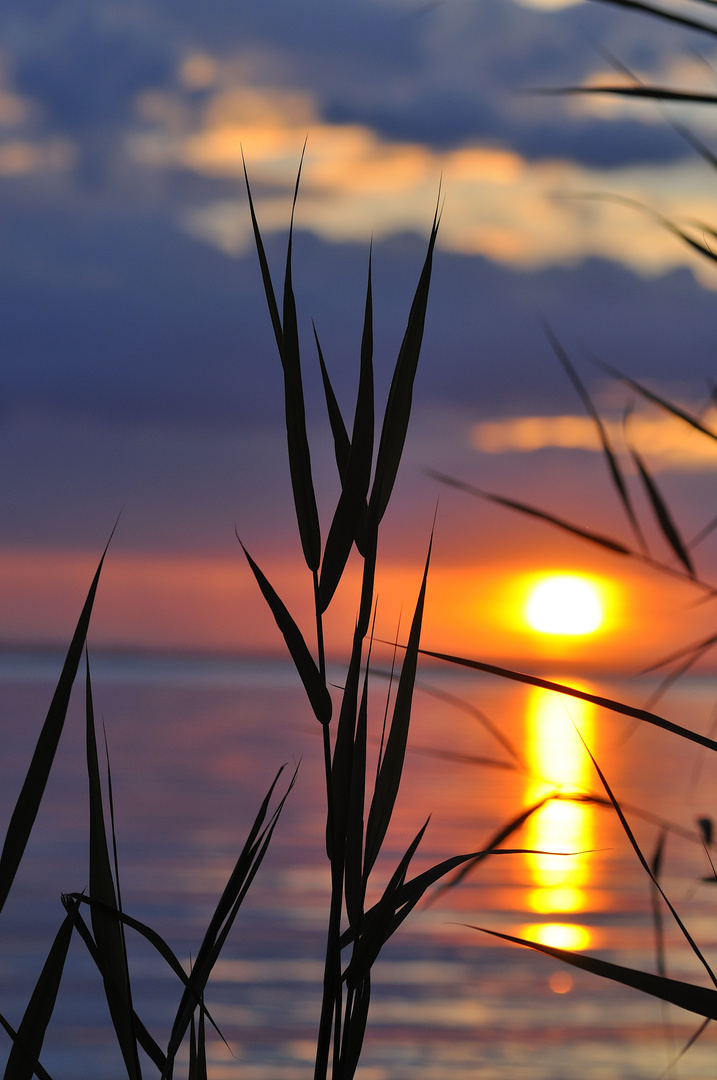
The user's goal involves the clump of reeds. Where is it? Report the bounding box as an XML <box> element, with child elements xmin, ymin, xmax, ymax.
<box><xmin>0</xmin><ymin>163</ymin><xmax>543</xmax><ymax>1080</ymax></box>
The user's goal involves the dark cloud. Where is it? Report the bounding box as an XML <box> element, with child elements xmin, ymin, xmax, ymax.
<box><xmin>0</xmin><ymin>181</ymin><xmax>716</xmax><ymax>434</ymax></box>
<box><xmin>0</xmin><ymin>0</ymin><xmax>707</xmax><ymax>184</ymax></box>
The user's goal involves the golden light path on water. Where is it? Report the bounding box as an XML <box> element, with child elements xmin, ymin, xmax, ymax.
<box><xmin>522</xmin><ymin>685</ymin><xmax>596</xmax><ymax>952</ymax></box>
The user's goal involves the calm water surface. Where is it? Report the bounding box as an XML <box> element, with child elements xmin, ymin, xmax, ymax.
<box><xmin>1</xmin><ymin>649</ymin><xmax>717</xmax><ymax>1079</ymax></box>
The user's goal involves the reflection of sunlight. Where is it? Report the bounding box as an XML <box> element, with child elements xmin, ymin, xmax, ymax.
<box><xmin>524</xmin><ymin>687</ymin><xmax>594</xmax><ymax>946</ymax></box>
<box><xmin>522</xmin><ymin>923</ymin><xmax>591</xmax><ymax>950</ymax></box>
<box><xmin>549</xmin><ymin>971</ymin><xmax>574</xmax><ymax>994</ymax></box>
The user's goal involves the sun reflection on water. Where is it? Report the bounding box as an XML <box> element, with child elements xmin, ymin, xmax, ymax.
<box><xmin>523</xmin><ymin>685</ymin><xmax>595</xmax><ymax>946</ymax></box>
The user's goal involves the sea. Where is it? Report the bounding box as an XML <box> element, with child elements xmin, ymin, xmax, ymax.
<box><xmin>1</xmin><ymin>648</ymin><xmax>717</xmax><ymax>1079</ymax></box>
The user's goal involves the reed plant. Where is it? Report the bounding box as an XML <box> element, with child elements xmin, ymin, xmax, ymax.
<box><xmin>5</xmin><ymin>11</ymin><xmax>717</xmax><ymax>1065</ymax></box>
<box><xmin>426</xmin><ymin>0</ymin><xmax>717</xmax><ymax>1056</ymax></box>
<box><xmin>0</xmin><ymin>164</ymin><xmax>548</xmax><ymax>1080</ymax></box>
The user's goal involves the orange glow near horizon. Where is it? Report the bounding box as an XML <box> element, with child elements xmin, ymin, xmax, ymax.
<box><xmin>0</xmin><ymin>545</ymin><xmax>711</xmax><ymax>674</ymax></box>
<box><xmin>524</xmin><ymin>686</ymin><xmax>595</xmax><ymax>947</ymax></box>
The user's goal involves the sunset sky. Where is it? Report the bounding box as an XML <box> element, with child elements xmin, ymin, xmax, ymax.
<box><xmin>3</xmin><ymin>0</ymin><xmax>717</xmax><ymax>667</ymax></box>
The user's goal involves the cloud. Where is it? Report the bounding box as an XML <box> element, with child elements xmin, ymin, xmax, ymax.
<box><xmin>472</xmin><ymin>408</ymin><xmax>717</xmax><ymax>471</ymax></box>
<box><xmin>129</xmin><ymin>82</ymin><xmax>717</xmax><ymax>285</ymax></box>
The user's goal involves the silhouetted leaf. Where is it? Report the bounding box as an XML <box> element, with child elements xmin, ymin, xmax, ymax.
<box><xmin>319</xmin><ymin>255</ymin><xmax>375</xmax><ymax>610</ymax></box>
<box><xmin>239</xmin><ymin>541</ymin><xmax>332</xmax><ymax>725</ymax></box>
<box><xmin>631</xmin><ymin>447</ymin><xmax>695</xmax><ymax>576</ymax></box>
<box><xmin>0</xmin><ymin>534</ymin><xmax>112</xmax><ymax>916</ymax></box>
<box><xmin>542</xmin><ymin>321</ymin><xmax>645</xmax><ymax>551</ymax></box>
<box><xmin>364</xmin><ymin>535</ymin><xmax>432</xmax><ymax>875</ymax></box>
<box><xmin>281</xmin><ymin>151</ymin><xmax>321</xmax><ymax>571</ymax></box>
<box><xmin>588</xmin><ymin>0</ymin><xmax>717</xmax><ymax>41</ymax></box>
<box><xmin>369</xmin><ymin>208</ymin><xmax>439</xmax><ymax>526</ymax></box>
<box><xmin>427</xmin><ymin>470</ymin><xmax>632</xmax><ymax>555</ymax></box>
<box><xmin>60</xmin><ymin>898</ymin><xmax>165</xmax><ymax>1074</ymax></box>
<box><xmin>86</xmin><ymin>656</ymin><xmax>141</xmax><ymax>1080</ymax></box>
<box><xmin>4</xmin><ymin>904</ymin><xmax>75</xmax><ymax>1080</ymax></box>
<box><xmin>580</xmin><ymin>733</ymin><xmax>717</xmax><ymax>986</ymax></box>
<box><xmin>537</xmin><ymin>84</ymin><xmax>717</xmax><ymax>104</ymax></box>
<box><xmin>314</xmin><ymin>324</ymin><xmax>351</xmax><ymax>480</ymax></box>
<box><xmin>597</xmin><ymin>359</ymin><xmax>717</xmax><ymax>442</ymax></box>
<box><xmin>473</xmin><ymin>927</ymin><xmax>717</xmax><ymax>1019</ymax></box>
<box><xmin>164</xmin><ymin>766</ymin><xmax>296</xmax><ymax>1078</ymax></box>
<box><xmin>417</xmin><ymin>649</ymin><xmax>717</xmax><ymax>752</ymax></box>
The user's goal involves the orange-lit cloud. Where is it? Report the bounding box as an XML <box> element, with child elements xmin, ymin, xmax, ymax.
<box><xmin>129</xmin><ymin>73</ymin><xmax>717</xmax><ymax>285</ymax></box>
<box><xmin>472</xmin><ymin>407</ymin><xmax>717</xmax><ymax>471</ymax></box>
<box><xmin>0</xmin><ymin>138</ymin><xmax>74</xmax><ymax>176</ymax></box>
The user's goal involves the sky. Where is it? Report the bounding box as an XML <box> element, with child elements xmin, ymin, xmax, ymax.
<box><xmin>3</xmin><ymin>0</ymin><xmax>717</xmax><ymax>668</ymax></box>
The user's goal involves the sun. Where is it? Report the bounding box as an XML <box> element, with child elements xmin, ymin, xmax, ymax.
<box><xmin>525</xmin><ymin>574</ymin><xmax>603</xmax><ymax>636</ymax></box>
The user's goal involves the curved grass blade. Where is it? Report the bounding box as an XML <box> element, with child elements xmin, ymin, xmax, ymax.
<box><xmin>164</xmin><ymin>766</ymin><xmax>296</xmax><ymax>1078</ymax></box>
<box><xmin>63</xmin><ymin>893</ymin><xmax>228</xmax><ymax>1056</ymax></box>
<box><xmin>368</xmin><ymin>206</ymin><xmax>439</xmax><ymax>527</ymax></box>
<box><xmin>596</xmin><ymin>358</ymin><xmax>717</xmax><ymax>442</ymax></box>
<box><xmin>409</xmin><ymin>743</ymin><xmax>517</xmax><ymax>771</ymax></box>
<box><xmin>641</xmin><ymin>629</ymin><xmax>717</xmax><ymax>676</ymax></box>
<box><xmin>587</xmin><ymin>0</ymin><xmax>717</xmax><ymax>41</ymax></box>
<box><xmin>242</xmin><ymin>154</ymin><xmax>282</xmax><ymax>357</ymax></box>
<box><xmin>281</xmin><ymin>150</ymin><xmax>321</xmax><ymax>572</ymax></box>
<box><xmin>416</xmin><ymin>648</ymin><xmax>717</xmax><ymax>752</ymax></box>
<box><xmin>415</xmin><ymin>678</ymin><xmax>525</xmax><ymax>768</ymax></box>
<box><xmin>85</xmin><ymin>655</ymin><xmax>141</xmax><ymax>1080</ymax></box>
<box><xmin>4</xmin><ymin>903</ymin><xmax>75</xmax><ymax>1080</ymax></box>
<box><xmin>0</xmin><ymin>533</ymin><xmax>112</xmax><ymax>916</ymax></box>
<box><xmin>426</xmin><ymin>470</ymin><xmax>632</xmax><ymax>555</ymax></box>
<box><xmin>650</xmin><ymin>829</ymin><xmax>668</xmax><ymax>978</ymax></box>
<box><xmin>59</xmin><ymin>898</ymin><xmax>165</xmax><ymax>1074</ymax></box>
<box><xmin>314</xmin><ymin>324</ymin><xmax>350</xmax><ymax>480</ymax></box>
<box><xmin>578</xmin><ymin>192</ymin><xmax>717</xmax><ymax>265</ymax></box>
<box><xmin>345</xmin><ymin>820</ymin><xmax>430</xmax><ymax>988</ymax></box>
<box><xmin>0</xmin><ymin>1011</ymin><xmax>54</xmax><ymax>1080</ymax></box>
<box><xmin>339</xmin><ymin>973</ymin><xmax>370</xmax><ymax>1080</ymax></box>
<box><xmin>342</xmin><ymin>840</ymin><xmax>563</xmax><ymax>952</ymax></box>
<box><xmin>472</xmin><ymin>926</ymin><xmax>717</xmax><ymax>1019</ymax></box>
<box><xmin>364</xmin><ymin>534</ymin><xmax>432</xmax><ymax>876</ymax></box>
<box><xmin>188</xmin><ymin>1009</ymin><xmax>207</xmax><ymax>1080</ymax></box>
<box><xmin>319</xmin><ymin>255</ymin><xmax>374</xmax><ymax>611</ymax></box>
<box><xmin>542</xmin><ymin>321</ymin><xmax>646</xmax><ymax>552</ymax></box>
<box><xmin>345</xmin><ymin>651</ymin><xmax>369</xmax><ymax>931</ymax></box>
<box><xmin>239</xmin><ymin>540</ymin><xmax>331</xmax><ymax>725</ymax></box>
<box><xmin>630</xmin><ymin>447</ymin><xmax>695</xmax><ymax>576</ymax></box>
<box><xmin>579</xmin><ymin>731</ymin><xmax>717</xmax><ymax>987</ymax></box>
<box><xmin>535</xmin><ymin>84</ymin><xmax>717</xmax><ymax>104</ymax></box>
<box><xmin>433</xmin><ymin>795</ymin><xmax>556</xmax><ymax>898</ymax></box>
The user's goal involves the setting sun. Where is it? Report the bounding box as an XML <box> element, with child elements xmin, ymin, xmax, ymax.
<box><xmin>526</xmin><ymin>574</ymin><xmax>603</xmax><ymax>636</ymax></box>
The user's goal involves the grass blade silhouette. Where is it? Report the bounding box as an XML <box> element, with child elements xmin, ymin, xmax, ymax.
<box><xmin>86</xmin><ymin>654</ymin><xmax>141</xmax><ymax>1080</ymax></box>
<box><xmin>0</xmin><ymin>535</ymin><xmax>112</xmax><ymax>916</ymax></box>
<box><xmin>243</xmin><ymin>155</ymin><xmax>320</xmax><ymax>571</ymax></box>
<box><xmin>0</xmin><ymin>1011</ymin><xmax>55</xmax><ymax>1080</ymax></box>
<box><xmin>314</xmin><ymin>324</ymin><xmax>351</xmax><ymax>480</ymax></box>
<box><xmin>542</xmin><ymin>322</ymin><xmax>646</xmax><ymax>551</ymax></box>
<box><xmin>587</xmin><ymin>0</ymin><xmax>717</xmax><ymax>41</ymax></box>
<box><xmin>368</xmin><ymin>207</ymin><xmax>439</xmax><ymax>527</ymax></box>
<box><xmin>417</xmin><ymin>648</ymin><xmax>717</xmax><ymax>751</ymax></box>
<box><xmin>596</xmin><ymin>359</ymin><xmax>717</xmax><ymax>442</ymax></box>
<box><xmin>4</xmin><ymin>903</ymin><xmax>76</xmax><ymax>1080</ymax></box>
<box><xmin>281</xmin><ymin>150</ymin><xmax>321</xmax><ymax>572</ymax></box>
<box><xmin>427</xmin><ymin>470</ymin><xmax>632</xmax><ymax>555</ymax></box>
<box><xmin>319</xmin><ymin>255</ymin><xmax>374</xmax><ymax>611</ymax></box>
<box><xmin>364</xmin><ymin>534</ymin><xmax>432</xmax><ymax>876</ymax></box>
<box><xmin>474</xmin><ymin>927</ymin><xmax>717</xmax><ymax>1018</ymax></box>
<box><xmin>164</xmin><ymin>766</ymin><xmax>296</xmax><ymax>1077</ymax></box>
<box><xmin>239</xmin><ymin>540</ymin><xmax>331</xmax><ymax>725</ymax></box>
<box><xmin>630</xmin><ymin>447</ymin><xmax>695</xmax><ymax>576</ymax></box>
